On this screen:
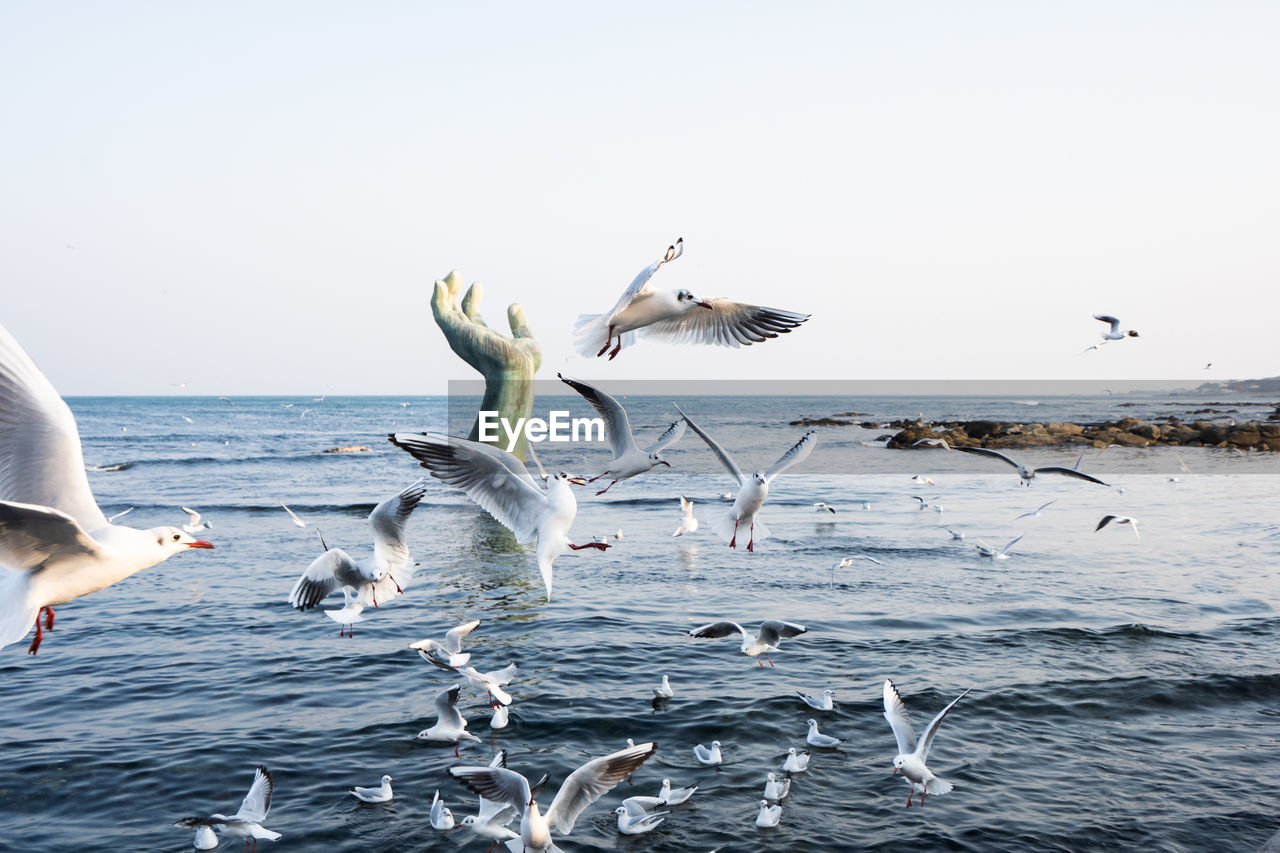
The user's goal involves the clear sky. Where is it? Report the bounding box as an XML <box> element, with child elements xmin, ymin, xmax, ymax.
<box><xmin>3</xmin><ymin>2</ymin><xmax>1277</xmax><ymax>395</ymax></box>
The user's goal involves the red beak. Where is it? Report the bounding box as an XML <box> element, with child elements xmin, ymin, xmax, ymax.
<box><xmin>567</xmin><ymin>477</ymin><xmax>588</xmax><ymax>485</ymax></box>
<box><xmin>696</xmin><ymin>301</ymin><xmax>713</xmax><ymax>310</ymax></box>
<box><xmin>658</xmin><ymin>460</ymin><xmax>671</xmax><ymax>467</ymax></box>
<box><xmin>188</xmin><ymin>540</ymin><xmax>215</xmax><ymax>549</ymax></box>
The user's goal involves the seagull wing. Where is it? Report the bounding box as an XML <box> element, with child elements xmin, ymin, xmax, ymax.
<box><xmin>758</xmin><ymin>620</ymin><xmax>807</xmax><ymax>646</ymax></box>
<box><xmin>916</xmin><ymin>686</ymin><xmax>974</xmax><ymax>762</ymax></box>
<box><xmin>641</xmin><ymin>298</ymin><xmax>808</xmax><ymax>348</ymax></box>
<box><xmin>764</xmin><ymin>430</ymin><xmax>817</xmax><ymax>482</ymax></box>
<box><xmin>1034</xmin><ymin>466</ymin><xmax>1109</xmax><ymax>486</ymax></box>
<box><xmin>0</xmin><ymin>500</ymin><xmax>105</xmax><ymax>573</ymax></box>
<box><xmin>1001</xmin><ymin>532</ymin><xmax>1027</xmax><ymax>554</ymax></box>
<box><xmin>0</xmin><ymin>323</ymin><xmax>107</xmax><ymax>531</ymax></box>
<box><xmin>389</xmin><ymin>433</ymin><xmax>550</xmax><ymax>543</ymax></box>
<box><xmin>1096</xmin><ymin>515</ymin><xmax>1118</xmax><ymax>532</ymax></box>
<box><xmin>953</xmin><ymin>446</ymin><xmax>1021</xmax><ymax>470</ymax></box>
<box><xmin>645</xmin><ymin>418</ymin><xmax>685</xmax><ymax>454</ymax></box>
<box><xmin>181</xmin><ymin>506</ymin><xmax>202</xmax><ymax>526</ymax></box>
<box><xmin>449</xmin><ymin>766</ymin><xmax>532</xmax><ymax>814</ymax></box>
<box><xmin>1094</xmin><ymin>314</ymin><xmax>1121</xmax><ymax>334</ymax></box>
<box><xmin>674</xmin><ymin>406</ymin><xmax>744</xmax><ymax>487</ymax></box>
<box><xmin>558</xmin><ymin>375</ymin><xmax>637</xmax><ymax>457</ymax></box>
<box><xmin>434</xmin><ymin>684</ymin><xmax>468</xmax><ymax>729</ymax></box>
<box><xmin>688</xmin><ymin>620</ymin><xmax>750</xmax><ymax>642</ymax></box>
<box><xmin>545</xmin><ymin>741</ymin><xmax>657</xmax><ymax>835</ymax></box>
<box><xmin>368</xmin><ymin>479</ymin><xmax>427</xmax><ymax>571</ymax></box>
<box><xmin>288</xmin><ymin>548</ymin><xmax>360</xmax><ymax>610</ymax></box>
<box><xmin>234</xmin><ymin>766</ymin><xmax>274</xmax><ymax>823</ymax></box>
<box><xmin>882</xmin><ymin>680</ymin><xmax>918</xmax><ymax>755</ymax></box>
<box><xmin>444</xmin><ymin>619</ymin><xmax>481</xmax><ymax>655</ymax></box>
<box><xmin>679</xmin><ymin>495</ymin><xmax>693</xmax><ymax>517</ymax></box>
<box><xmin>279</xmin><ymin>501</ymin><xmax>308</xmax><ymax>527</ymax></box>
<box><xmin>598</xmin><ymin>239</ymin><xmax>684</xmax><ymax>322</ymax></box>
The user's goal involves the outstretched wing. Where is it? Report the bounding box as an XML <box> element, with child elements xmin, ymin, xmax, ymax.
<box><xmin>444</xmin><ymin>619</ymin><xmax>481</xmax><ymax>654</ymax></box>
<box><xmin>0</xmin><ymin>323</ymin><xmax>107</xmax><ymax>532</ymax></box>
<box><xmin>953</xmin><ymin>446</ymin><xmax>1021</xmax><ymax>470</ymax></box>
<box><xmin>917</xmin><ymin>685</ymin><xmax>974</xmax><ymax>761</ymax></box>
<box><xmin>434</xmin><ymin>684</ymin><xmax>468</xmax><ymax>729</ymax></box>
<box><xmin>369</xmin><ymin>479</ymin><xmax>427</xmax><ymax>570</ymax></box>
<box><xmin>388</xmin><ymin>433</ymin><xmax>549</xmax><ymax>543</ymax></box>
<box><xmin>287</xmin><ymin>548</ymin><xmax>360</xmax><ymax>610</ymax></box>
<box><xmin>545</xmin><ymin>741</ymin><xmax>657</xmax><ymax>834</ymax></box>
<box><xmin>674</xmin><ymin>406</ymin><xmax>744</xmax><ymax>487</ymax></box>
<box><xmin>0</xmin><ymin>500</ymin><xmax>104</xmax><ymax>574</ymax></box>
<box><xmin>688</xmin><ymin>621</ymin><xmax>749</xmax><ymax>643</ymax></box>
<box><xmin>449</xmin><ymin>765</ymin><xmax>532</xmax><ymax>813</ymax></box>
<box><xmin>558</xmin><ymin>375</ymin><xmax>637</xmax><ymax>458</ymax></box>
<box><xmin>645</xmin><ymin>418</ymin><xmax>685</xmax><ymax>454</ymax></box>
<box><xmin>764</xmin><ymin>430</ymin><xmax>817</xmax><ymax>482</ymax></box>
<box><xmin>641</xmin><ymin>298</ymin><xmax>808</xmax><ymax>348</ymax></box>
<box><xmin>757</xmin><ymin>620</ymin><xmax>806</xmax><ymax>646</ymax></box>
<box><xmin>882</xmin><ymin>680</ymin><xmax>918</xmax><ymax>756</ymax></box>
<box><xmin>1001</xmin><ymin>532</ymin><xmax>1027</xmax><ymax>555</ymax></box>
<box><xmin>1034</xmin><ymin>466</ymin><xmax>1109</xmax><ymax>486</ymax></box>
<box><xmin>1093</xmin><ymin>314</ymin><xmax>1121</xmax><ymax>334</ymax></box>
<box><xmin>598</xmin><ymin>239</ymin><xmax>684</xmax><ymax>322</ymax></box>
<box><xmin>234</xmin><ymin>765</ymin><xmax>274</xmax><ymax>823</ymax></box>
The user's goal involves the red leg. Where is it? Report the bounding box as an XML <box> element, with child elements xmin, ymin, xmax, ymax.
<box><xmin>608</xmin><ymin>341</ymin><xmax>622</xmax><ymax>360</ymax></box>
<box><xmin>747</xmin><ymin>521</ymin><xmax>755</xmax><ymax>552</ymax></box>
<box><xmin>43</xmin><ymin>607</ymin><xmax>55</xmax><ymax>630</ymax></box>
<box><xmin>906</xmin><ymin>791</ymin><xmax>913</xmax><ymax>807</ymax></box>
<box><xmin>920</xmin><ymin>790</ymin><xmax>926</xmax><ymax>807</ymax></box>
<box><xmin>729</xmin><ymin>520</ymin><xmax>739</xmax><ymax>549</ymax></box>
<box><xmin>596</xmin><ymin>327</ymin><xmax>615</xmax><ymax>358</ymax></box>
<box><xmin>454</xmin><ymin>743</ymin><xmax>461</xmax><ymax>757</ymax></box>
<box><xmin>27</xmin><ymin>617</ymin><xmax>43</xmax><ymax>655</ymax></box>
<box><xmin>756</xmin><ymin>656</ymin><xmax>764</xmax><ymax>667</ymax></box>
<box><xmin>766</xmin><ymin>652</ymin><xmax>775</xmax><ymax>668</ymax></box>
<box><xmin>595</xmin><ymin>480</ymin><xmax>618</xmax><ymax>496</ymax></box>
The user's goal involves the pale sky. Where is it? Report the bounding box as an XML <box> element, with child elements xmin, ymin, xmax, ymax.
<box><xmin>3</xmin><ymin>2</ymin><xmax>1277</xmax><ymax>395</ymax></box>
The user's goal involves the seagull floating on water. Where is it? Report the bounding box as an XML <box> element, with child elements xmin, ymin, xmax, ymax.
<box><xmin>805</xmin><ymin>718</ymin><xmax>843</xmax><ymax>747</ymax></box>
<box><xmin>0</xmin><ymin>323</ymin><xmax>215</xmax><ymax>654</ymax></box>
<box><xmin>1096</xmin><ymin>514</ymin><xmax>1140</xmax><ymax>540</ymax></box>
<box><xmin>672</xmin><ymin>495</ymin><xmax>698</xmax><ymax>537</ymax></box>
<box><xmin>688</xmin><ymin>619</ymin><xmax>807</xmax><ymax>667</ymax></box>
<box><xmin>614</xmin><ymin>798</ymin><xmax>669</xmax><ymax>835</ymax></box>
<box><xmin>677</xmin><ymin>406</ymin><xmax>816</xmax><ymax>551</ymax></box>
<box><xmin>413</xmin><ymin>684</ymin><xmax>482</xmax><ymax>755</ymax></box>
<box><xmin>349</xmin><ymin>775</ymin><xmax>393</xmax><ymax>804</ymax></box>
<box><xmin>763</xmin><ymin>772</ymin><xmax>790</xmax><ymax>801</ymax></box>
<box><xmin>755</xmin><ymin>799</ymin><xmax>782</xmax><ymax>828</ymax></box>
<box><xmin>658</xmin><ymin>778</ymin><xmax>698</xmax><ymax>805</ymax></box>
<box><xmin>429</xmin><ymin>789</ymin><xmax>455</xmax><ymax>830</ymax></box>
<box><xmin>947</xmin><ymin>528</ymin><xmax>965</xmax><ymax>540</ymax></box>
<box><xmin>410</xmin><ymin>619</ymin><xmax>481</xmax><ymax>668</ymax></box>
<box><xmin>574</xmin><ymin>238</ymin><xmax>809</xmax><ymax>360</ymax></box>
<box><xmin>693</xmin><ymin>741</ymin><xmax>723</xmax><ymax>765</ymax></box>
<box><xmin>653</xmin><ymin>674</ymin><xmax>674</xmax><ymax>701</ymax></box>
<box><xmin>974</xmin><ymin>532</ymin><xmax>1026</xmax><ymax>559</ymax></box>
<box><xmin>782</xmin><ymin>748</ymin><xmax>809</xmax><ymax>773</ymax></box>
<box><xmin>175</xmin><ymin>765</ymin><xmax>280</xmax><ymax>852</ymax></box>
<box><xmin>954</xmin><ymin>446</ymin><xmax>1109</xmax><ymax>487</ymax></box>
<box><xmin>388</xmin><ymin>432</ymin><xmax>604</xmax><ymax>600</ymax></box>
<box><xmin>884</xmin><ymin>679</ymin><xmax>973</xmax><ymax>808</ymax></box>
<box><xmin>798</xmin><ymin>689</ymin><xmax>835</xmax><ymax>711</ymax></box>
<box><xmin>450</xmin><ymin>741</ymin><xmax>657</xmax><ymax>852</ymax></box>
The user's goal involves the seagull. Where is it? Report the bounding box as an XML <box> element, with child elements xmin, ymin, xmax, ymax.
<box><xmin>453</xmin><ymin>662</ymin><xmax>520</xmax><ymax>708</ymax></box>
<box><xmin>429</xmin><ymin>789</ymin><xmax>455</xmax><ymax>830</ymax></box>
<box><xmin>884</xmin><ymin>679</ymin><xmax>973</xmax><ymax>807</ymax></box>
<box><xmin>974</xmin><ymin>533</ymin><xmax>1025</xmax><ymax>559</ymax></box>
<box><xmin>911</xmin><ymin>473</ymin><xmax>936</xmax><ymax>485</ymax></box>
<box><xmin>388</xmin><ymin>432</ymin><xmax>605</xmax><ymax>600</ymax></box>
<box><xmin>781</xmin><ymin>748</ymin><xmax>809</xmax><ymax>773</ymax></box>
<box><xmin>449</xmin><ymin>741</ymin><xmax>657</xmax><ymax>852</ymax></box>
<box><xmin>615</xmin><ymin>528</ymin><xmax>624</xmax><ymax>540</ymax></box>
<box><xmin>947</xmin><ymin>529</ymin><xmax>965</xmax><ymax>540</ymax></box>
<box><xmin>457</xmin><ymin>813</ymin><xmax>517</xmax><ymax>848</ymax></box>
<box><xmin>413</xmin><ymin>684</ymin><xmax>482</xmax><ymax>755</ymax></box>
<box><xmin>614</xmin><ymin>798</ymin><xmax>669</xmax><ymax>835</ymax></box>
<box><xmin>953</xmin><ymin>446</ymin><xmax>1109</xmax><ymax>487</ymax></box>
<box><xmin>797</xmin><ymin>689</ymin><xmax>835</xmax><ymax>711</ymax></box>
<box><xmin>688</xmin><ymin>619</ymin><xmax>807</xmax><ymax>667</ymax></box>
<box><xmin>1094</xmin><ymin>313</ymin><xmax>1140</xmax><ymax>341</ymax></box>
<box><xmin>558</xmin><ymin>374</ymin><xmax>684</xmax><ymax>495</ymax></box>
<box><xmin>677</xmin><ymin>406</ymin><xmax>816</xmax><ymax>551</ymax></box>
<box><xmin>1096</xmin><ymin>515</ymin><xmax>1140</xmax><ymax>540</ymax></box>
<box><xmin>410</xmin><ymin>619</ymin><xmax>481</xmax><ymax>668</ymax></box>
<box><xmin>653</xmin><ymin>675</ymin><xmax>674</xmax><ymax>701</ymax></box>
<box><xmin>187</xmin><ymin>823</ymin><xmax>218</xmax><ymax>850</ymax></box>
<box><xmin>693</xmin><ymin>741</ymin><xmax>723</xmax><ymax>765</ymax></box>
<box><xmin>1014</xmin><ymin>499</ymin><xmax>1057</xmax><ymax>521</ymax></box>
<box><xmin>912</xmin><ymin>495</ymin><xmax>939</xmax><ymax>511</ymax></box>
<box><xmin>323</xmin><ymin>587</ymin><xmax>365</xmax><ymax>635</ymax></box>
<box><xmin>658</xmin><ymin>778</ymin><xmax>697</xmax><ymax>805</ymax></box>
<box><xmin>829</xmin><ymin>555</ymin><xmax>884</xmax><ymax>588</ymax></box>
<box><xmin>180</xmin><ymin>506</ymin><xmax>212</xmax><ymax>534</ymax></box>
<box><xmin>813</xmin><ymin>502</ymin><xmax>837</xmax><ymax>514</ymax></box>
<box><xmin>0</xmin><ymin>323</ymin><xmax>216</xmax><ymax>654</ymax></box>
<box><xmin>490</xmin><ymin>703</ymin><xmax>510</xmax><ymax>729</ymax></box>
<box><xmin>279</xmin><ymin>501</ymin><xmax>309</xmax><ymax>528</ymax></box>
<box><xmin>349</xmin><ymin>775</ymin><xmax>393</xmax><ymax>804</ymax></box>
<box><xmin>805</xmin><ymin>718</ymin><xmax>843</xmax><ymax>748</ymax></box>
<box><xmin>286</xmin><ymin>480</ymin><xmax>425</xmax><ymax>632</ymax></box>
<box><xmin>574</xmin><ymin>238</ymin><xmax>808</xmax><ymax>360</ymax></box>
<box><xmin>763</xmin><ymin>772</ymin><xmax>790</xmax><ymax>801</ymax></box>
<box><xmin>672</xmin><ymin>496</ymin><xmax>698</xmax><ymax>537</ymax></box>
<box><xmin>175</xmin><ymin>765</ymin><xmax>280</xmax><ymax>852</ymax></box>
<box><xmin>911</xmin><ymin>439</ymin><xmax>951</xmax><ymax>450</ymax></box>
<box><xmin>755</xmin><ymin>799</ymin><xmax>781</xmax><ymax>828</ymax></box>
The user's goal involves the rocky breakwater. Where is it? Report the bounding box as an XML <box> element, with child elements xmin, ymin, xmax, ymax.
<box><xmin>881</xmin><ymin>417</ymin><xmax>1280</xmax><ymax>451</ymax></box>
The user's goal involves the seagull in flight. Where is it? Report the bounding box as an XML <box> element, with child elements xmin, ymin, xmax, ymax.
<box><xmin>388</xmin><ymin>432</ymin><xmax>604</xmax><ymax>600</ymax></box>
<box><xmin>677</xmin><ymin>406</ymin><xmax>816</xmax><ymax>551</ymax></box>
<box><xmin>883</xmin><ymin>680</ymin><xmax>973</xmax><ymax>808</ymax></box>
<box><xmin>414</xmin><ymin>684</ymin><xmax>482</xmax><ymax>755</ymax></box>
<box><xmin>574</xmin><ymin>238</ymin><xmax>808</xmax><ymax>360</ymax></box>
<box><xmin>1013</xmin><ymin>499</ymin><xmax>1057</xmax><ymax>521</ymax></box>
<box><xmin>1095</xmin><ymin>313</ymin><xmax>1140</xmax><ymax>341</ymax></box>
<box><xmin>1096</xmin><ymin>515</ymin><xmax>1140</xmax><ymax>540</ymax></box>
<box><xmin>954</xmin><ymin>446</ymin><xmax>1109</xmax><ymax>487</ymax></box>
<box><xmin>672</xmin><ymin>495</ymin><xmax>698</xmax><ymax>537</ymax></box>
<box><xmin>175</xmin><ymin>765</ymin><xmax>280</xmax><ymax>850</ymax></box>
<box><xmin>181</xmin><ymin>506</ymin><xmax>212</xmax><ymax>534</ymax></box>
<box><xmin>450</xmin><ymin>741</ymin><xmax>657</xmax><ymax>852</ymax></box>
<box><xmin>0</xmin><ymin>323</ymin><xmax>215</xmax><ymax>655</ymax></box>
<box><xmin>829</xmin><ymin>555</ymin><xmax>884</xmax><ymax>588</ymax></box>
<box><xmin>558</xmin><ymin>374</ymin><xmax>684</xmax><ymax>495</ymax></box>
<box><xmin>974</xmin><ymin>532</ymin><xmax>1026</xmax><ymax>559</ymax></box>
<box><xmin>813</xmin><ymin>502</ymin><xmax>837</xmax><ymax>513</ymax></box>
<box><xmin>410</xmin><ymin>619</ymin><xmax>481</xmax><ymax>668</ymax></box>
<box><xmin>688</xmin><ymin>619</ymin><xmax>807</xmax><ymax>667</ymax></box>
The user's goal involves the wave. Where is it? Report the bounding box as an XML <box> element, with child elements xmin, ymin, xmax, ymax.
<box><xmin>84</xmin><ymin>462</ymin><xmax>133</xmax><ymax>472</ymax></box>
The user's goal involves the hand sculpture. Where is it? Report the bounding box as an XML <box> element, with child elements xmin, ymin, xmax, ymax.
<box><xmin>431</xmin><ymin>270</ymin><xmax>542</xmax><ymax>460</ymax></box>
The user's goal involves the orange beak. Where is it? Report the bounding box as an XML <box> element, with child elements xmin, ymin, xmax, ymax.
<box><xmin>658</xmin><ymin>460</ymin><xmax>671</xmax><ymax>467</ymax></box>
<box><xmin>188</xmin><ymin>540</ymin><xmax>215</xmax><ymax>549</ymax></box>
<box><xmin>567</xmin><ymin>477</ymin><xmax>588</xmax><ymax>485</ymax></box>
<box><xmin>696</xmin><ymin>301</ymin><xmax>713</xmax><ymax>309</ymax></box>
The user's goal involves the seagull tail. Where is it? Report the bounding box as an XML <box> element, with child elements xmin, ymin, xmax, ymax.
<box><xmin>0</xmin><ymin>569</ymin><xmax>38</xmax><ymax>651</ymax></box>
<box><xmin>924</xmin><ymin>776</ymin><xmax>954</xmax><ymax>796</ymax></box>
<box><xmin>573</xmin><ymin>313</ymin><xmax>636</xmax><ymax>357</ymax></box>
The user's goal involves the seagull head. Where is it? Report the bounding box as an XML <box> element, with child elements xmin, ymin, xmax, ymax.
<box><xmin>752</xmin><ymin>470</ymin><xmax>767</xmax><ymax>484</ymax></box>
<box><xmin>1127</xmin><ymin>329</ymin><xmax>1140</xmax><ymax>337</ymax></box>
<box><xmin>153</xmin><ymin>526</ymin><xmax>214</xmax><ymax>552</ymax></box>
<box><xmin>554</xmin><ymin>471</ymin><xmax>589</xmax><ymax>486</ymax></box>
<box><xmin>382</xmin><ymin>775</ymin><xmax>394</xmax><ymax>784</ymax></box>
<box><xmin>676</xmin><ymin>289</ymin><xmax>713</xmax><ymax>310</ymax></box>
<box><xmin>648</xmin><ymin>452</ymin><xmax>671</xmax><ymax>468</ymax></box>
<box><xmin>892</xmin><ymin>755</ymin><xmax>907</xmax><ymax>774</ymax></box>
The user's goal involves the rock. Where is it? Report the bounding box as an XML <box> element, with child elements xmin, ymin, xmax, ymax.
<box><xmin>789</xmin><ymin>417</ymin><xmax>854</xmax><ymax>426</ymax></box>
<box><xmin>1198</xmin><ymin>425</ymin><xmax>1226</xmax><ymax>445</ymax></box>
<box><xmin>1046</xmin><ymin>422</ymin><xmax>1084</xmax><ymax>436</ymax></box>
<box><xmin>1226</xmin><ymin>426</ymin><xmax>1262</xmax><ymax>447</ymax></box>
<box><xmin>1131</xmin><ymin>424</ymin><xmax>1161</xmax><ymax>440</ymax></box>
<box><xmin>964</xmin><ymin>420</ymin><xmax>1001</xmax><ymax>439</ymax></box>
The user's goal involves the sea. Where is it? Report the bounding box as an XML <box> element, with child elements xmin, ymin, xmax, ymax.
<box><xmin>1</xmin><ymin>393</ymin><xmax>1278</xmax><ymax>852</ymax></box>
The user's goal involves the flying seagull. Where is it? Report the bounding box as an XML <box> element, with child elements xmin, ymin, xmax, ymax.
<box><xmin>954</xmin><ymin>446</ymin><xmax>1109</xmax><ymax>487</ymax></box>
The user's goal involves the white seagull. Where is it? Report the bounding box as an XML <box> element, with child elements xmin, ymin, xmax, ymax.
<box><xmin>653</xmin><ymin>674</ymin><xmax>674</xmax><ymax>701</ymax></box>
<box><xmin>1096</xmin><ymin>514</ymin><xmax>1140</xmax><ymax>540</ymax></box>
<box><xmin>429</xmin><ymin>789</ymin><xmax>455</xmax><ymax>830</ymax></box>
<box><xmin>781</xmin><ymin>748</ymin><xmax>809</xmax><ymax>773</ymax></box>
<box><xmin>813</xmin><ymin>502</ymin><xmax>837</xmax><ymax>514</ymax></box>
<box><xmin>388</xmin><ymin>432</ymin><xmax>605</xmax><ymax>600</ymax></box>
<box><xmin>658</xmin><ymin>778</ymin><xmax>698</xmax><ymax>805</ymax></box>
<box><xmin>286</xmin><ymin>480</ymin><xmax>425</xmax><ymax>633</ymax></box>
<box><xmin>1094</xmin><ymin>313</ymin><xmax>1140</xmax><ymax>341</ymax></box>
<box><xmin>688</xmin><ymin>619</ymin><xmax>807</xmax><ymax>667</ymax></box>
<box><xmin>449</xmin><ymin>741</ymin><xmax>657</xmax><ymax>852</ymax></box>
<box><xmin>175</xmin><ymin>765</ymin><xmax>280</xmax><ymax>851</ymax></box>
<box><xmin>954</xmin><ymin>446</ymin><xmax>1109</xmax><ymax>487</ymax></box>
<box><xmin>180</xmin><ymin>506</ymin><xmax>212</xmax><ymax>534</ymax></box>
<box><xmin>677</xmin><ymin>406</ymin><xmax>816</xmax><ymax>551</ymax></box>
<box><xmin>672</xmin><ymin>496</ymin><xmax>698</xmax><ymax>537</ymax></box>
<box><xmin>453</xmin><ymin>661</ymin><xmax>520</xmax><ymax>708</ymax></box>
<box><xmin>830</xmin><ymin>555</ymin><xmax>885</xmax><ymax>588</ymax></box>
<box><xmin>349</xmin><ymin>775</ymin><xmax>394</xmax><ymax>804</ymax></box>
<box><xmin>490</xmin><ymin>703</ymin><xmax>510</xmax><ymax>729</ymax></box>
<box><xmin>974</xmin><ymin>533</ymin><xmax>1026</xmax><ymax>559</ymax></box>
<box><xmin>797</xmin><ymin>689</ymin><xmax>835</xmax><ymax>711</ymax></box>
<box><xmin>279</xmin><ymin>501</ymin><xmax>309</xmax><ymax>528</ymax></box>
<box><xmin>884</xmin><ymin>679</ymin><xmax>973</xmax><ymax>808</ymax></box>
<box><xmin>614</xmin><ymin>798</ymin><xmax>669</xmax><ymax>835</ymax></box>
<box><xmin>805</xmin><ymin>718</ymin><xmax>843</xmax><ymax>748</ymax></box>
<box><xmin>558</xmin><ymin>374</ymin><xmax>684</xmax><ymax>495</ymax></box>
<box><xmin>574</xmin><ymin>238</ymin><xmax>808</xmax><ymax>360</ymax></box>
<box><xmin>0</xmin><ymin>323</ymin><xmax>215</xmax><ymax>655</ymax></box>
<box><xmin>413</xmin><ymin>684</ymin><xmax>482</xmax><ymax>755</ymax></box>
<box><xmin>693</xmin><ymin>741</ymin><xmax>723</xmax><ymax>765</ymax></box>
<box><xmin>1014</xmin><ymin>499</ymin><xmax>1057</xmax><ymax>521</ymax></box>
<box><xmin>947</xmin><ymin>529</ymin><xmax>966</xmax><ymax>540</ymax></box>
<box><xmin>763</xmin><ymin>772</ymin><xmax>790</xmax><ymax>801</ymax></box>
<box><xmin>410</xmin><ymin>619</ymin><xmax>481</xmax><ymax>668</ymax></box>
<box><xmin>755</xmin><ymin>799</ymin><xmax>782</xmax><ymax>828</ymax></box>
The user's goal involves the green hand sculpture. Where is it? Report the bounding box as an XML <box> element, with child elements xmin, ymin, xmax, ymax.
<box><xmin>430</xmin><ymin>270</ymin><xmax>542</xmax><ymax>461</ymax></box>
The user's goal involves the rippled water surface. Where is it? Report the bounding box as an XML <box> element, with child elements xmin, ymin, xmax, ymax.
<box><xmin>2</xmin><ymin>395</ymin><xmax>1278</xmax><ymax>852</ymax></box>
